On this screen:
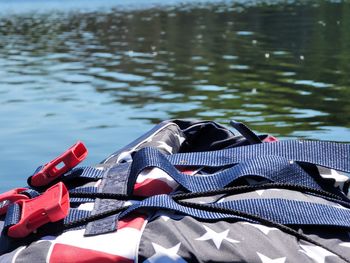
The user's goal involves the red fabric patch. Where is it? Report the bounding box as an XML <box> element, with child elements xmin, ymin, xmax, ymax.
<box><xmin>50</xmin><ymin>244</ymin><xmax>132</xmax><ymax>263</ymax></box>
<box><xmin>133</xmin><ymin>178</ymin><xmax>173</xmax><ymax>196</ymax></box>
<box><xmin>118</xmin><ymin>213</ymin><xmax>146</xmax><ymax>230</ymax></box>
<box><xmin>263</xmin><ymin>135</ymin><xmax>278</xmax><ymax>142</ymax></box>
<box><xmin>177</xmin><ymin>167</ymin><xmax>197</xmax><ymax>175</ymax></box>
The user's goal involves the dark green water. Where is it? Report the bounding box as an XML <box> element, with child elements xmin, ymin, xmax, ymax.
<box><xmin>0</xmin><ymin>0</ymin><xmax>350</xmax><ymax>190</ymax></box>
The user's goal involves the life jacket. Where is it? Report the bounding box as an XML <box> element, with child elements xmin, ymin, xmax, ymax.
<box><xmin>1</xmin><ymin>119</ymin><xmax>350</xmax><ymax>263</ymax></box>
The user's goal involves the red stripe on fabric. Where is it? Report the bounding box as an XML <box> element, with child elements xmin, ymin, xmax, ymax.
<box><xmin>50</xmin><ymin>244</ymin><xmax>133</xmax><ymax>263</ymax></box>
<box><xmin>133</xmin><ymin>178</ymin><xmax>173</xmax><ymax>196</ymax></box>
<box><xmin>263</xmin><ymin>136</ymin><xmax>278</xmax><ymax>142</ymax></box>
<box><xmin>177</xmin><ymin>167</ymin><xmax>197</xmax><ymax>175</ymax></box>
<box><xmin>118</xmin><ymin>213</ymin><xmax>146</xmax><ymax>230</ymax></box>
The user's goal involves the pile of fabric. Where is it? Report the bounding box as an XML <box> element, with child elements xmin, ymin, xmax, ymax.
<box><xmin>1</xmin><ymin>120</ymin><xmax>350</xmax><ymax>262</ymax></box>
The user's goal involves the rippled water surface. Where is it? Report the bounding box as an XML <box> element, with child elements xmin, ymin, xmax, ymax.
<box><xmin>1</xmin><ymin>0</ymin><xmax>350</xmax><ymax>190</ymax></box>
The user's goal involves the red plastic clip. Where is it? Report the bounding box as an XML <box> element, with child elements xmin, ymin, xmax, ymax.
<box><xmin>8</xmin><ymin>182</ymin><xmax>69</xmax><ymax>238</ymax></box>
<box><xmin>0</xmin><ymin>188</ymin><xmax>29</xmax><ymax>216</ymax></box>
<box><xmin>30</xmin><ymin>141</ymin><xmax>88</xmax><ymax>187</ymax></box>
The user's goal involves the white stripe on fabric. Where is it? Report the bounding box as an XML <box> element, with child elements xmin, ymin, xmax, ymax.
<box><xmin>136</xmin><ymin>167</ymin><xmax>178</xmax><ymax>189</ymax></box>
<box><xmin>51</xmin><ymin>228</ymin><xmax>142</xmax><ymax>259</ymax></box>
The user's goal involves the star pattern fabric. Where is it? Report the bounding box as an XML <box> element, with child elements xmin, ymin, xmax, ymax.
<box><xmin>257</xmin><ymin>252</ymin><xmax>286</xmax><ymax>263</ymax></box>
<box><xmin>195</xmin><ymin>225</ymin><xmax>239</xmax><ymax>249</ymax></box>
<box><xmin>2</xmin><ymin>120</ymin><xmax>350</xmax><ymax>263</ymax></box>
<box><xmin>139</xmin><ymin>213</ymin><xmax>350</xmax><ymax>263</ymax></box>
<box><xmin>243</xmin><ymin>222</ymin><xmax>278</xmax><ymax>235</ymax></box>
<box><xmin>144</xmin><ymin>243</ymin><xmax>187</xmax><ymax>263</ymax></box>
<box><xmin>150</xmin><ymin>210</ymin><xmax>184</xmax><ymax>222</ymax></box>
<box><xmin>299</xmin><ymin>244</ymin><xmax>336</xmax><ymax>263</ymax></box>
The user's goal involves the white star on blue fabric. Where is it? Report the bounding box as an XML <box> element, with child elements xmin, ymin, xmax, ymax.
<box><xmin>195</xmin><ymin>225</ymin><xmax>239</xmax><ymax>249</ymax></box>
<box><xmin>299</xmin><ymin>244</ymin><xmax>335</xmax><ymax>263</ymax></box>
<box><xmin>257</xmin><ymin>252</ymin><xmax>286</xmax><ymax>263</ymax></box>
<box><xmin>143</xmin><ymin>242</ymin><xmax>187</xmax><ymax>263</ymax></box>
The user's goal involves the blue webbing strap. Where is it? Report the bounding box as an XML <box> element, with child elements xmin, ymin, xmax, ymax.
<box><xmin>78</xmin><ymin>167</ymin><xmax>104</xmax><ymax>179</ymax></box>
<box><xmin>21</xmin><ymin>189</ymin><xmax>40</xmax><ymax>199</ymax></box>
<box><xmin>28</xmin><ymin>166</ymin><xmax>104</xmax><ymax>189</ymax></box>
<box><xmin>3</xmin><ymin>203</ymin><xmax>21</xmax><ymax>231</ymax></box>
<box><xmin>3</xmin><ymin>203</ymin><xmax>92</xmax><ymax>235</ymax></box>
<box><xmin>119</xmin><ymin>194</ymin><xmax>350</xmax><ymax>228</ymax></box>
<box><xmin>3</xmin><ymin>186</ymin><xmax>97</xmax><ymax>234</ymax></box>
<box><xmin>167</xmin><ymin>140</ymin><xmax>350</xmax><ymax>172</ymax></box>
<box><xmin>64</xmin><ymin>209</ymin><xmax>92</xmax><ymax>224</ymax></box>
<box><xmin>69</xmin><ymin>187</ymin><xmax>98</xmax><ymax>194</ymax></box>
<box><xmin>64</xmin><ymin>167</ymin><xmax>104</xmax><ymax>180</ymax></box>
<box><xmin>70</xmin><ymin>197</ymin><xmax>95</xmax><ymax>203</ymax></box>
<box><xmin>120</xmin><ymin>194</ymin><xmax>248</xmax><ymax>222</ymax></box>
<box><xmin>4</xmin><ymin>140</ymin><xmax>350</xmax><ymax>238</ymax></box>
<box><xmin>69</xmin><ymin>187</ymin><xmax>98</xmax><ymax>203</ymax></box>
<box><xmin>130</xmin><ymin>147</ymin><xmax>322</xmax><ymax>192</ymax></box>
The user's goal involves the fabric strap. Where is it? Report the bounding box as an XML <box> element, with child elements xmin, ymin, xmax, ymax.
<box><xmin>129</xmin><ymin>147</ymin><xmax>323</xmax><ymax>192</ymax></box>
<box><xmin>63</xmin><ymin>166</ymin><xmax>104</xmax><ymax>181</ymax></box>
<box><xmin>3</xmin><ymin>203</ymin><xmax>92</xmax><ymax>235</ymax></box>
<box><xmin>69</xmin><ymin>187</ymin><xmax>98</xmax><ymax>203</ymax></box>
<box><xmin>119</xmin><ymin>194</ymin><xmax>350</xmax><ymax>228</ymax></box>
<box><xmin>4</xmin><ymin>140</ymin><xmax>350</xmax><ymax>239</ymax></box>
<box><xmin>167</xmin><ymin>140</ymin><xmax>350</xmax><ymax>172</ymax></box>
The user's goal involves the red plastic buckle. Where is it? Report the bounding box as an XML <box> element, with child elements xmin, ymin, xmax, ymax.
<box><xmin>0</xmin><ymin>188</ymin><xmax>29</xmax><ymax>216</ymax></box>
<box><xmin>30</xmin><ymin>141</ymin><xmax>88</xmax><ymax>187</ymax></box>
<box><xmin>8</xmin><ymin>182</ymin><xmax>69</xmax><ymax>238</ymax></box>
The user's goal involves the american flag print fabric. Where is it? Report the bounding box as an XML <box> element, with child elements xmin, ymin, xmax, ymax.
<box><xmin>0</xmin><ymin>119</ymin><xmax>350</xmax><ymax>263</ymax></box>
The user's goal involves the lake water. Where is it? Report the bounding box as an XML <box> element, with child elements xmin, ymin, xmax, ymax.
<box><xmin>0</xmin><ymin>0</ymin><xmax>349</xmax><ymax>191</ymax></box>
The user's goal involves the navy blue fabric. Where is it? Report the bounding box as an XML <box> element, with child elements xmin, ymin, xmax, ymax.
<box><xmin>64</xmin><ymin>167</ymin><xmax>104</xmax><ymax>180</ymax></box>
<box><xmin>3</xmin><ymin>202</ymin><xmax>91</xmax><ymax>236</ymax></box>
<box><xmin>69</xmin><ymin>187</ymin><xmax>98</xmax><ymax>194</ymax></box>
<box><xmin>64</xmin><ymin>209</ymin><xmax>92</xmax><ymax>224</ymax></box>
<box><xmin>84</xmin><ymin>200</ymin><xmax>124</xmax><ymax>237</ymax></box>
<box><xmin>77</xmin><ymin>167</ymin><xmax>104</xmax><ymax>179</ymax></box>
<box><xmin>69</xmin><ymin>187</ymin><xmax>98</xmax><ymax>204</ymax></box>
<box><xmin>230</xmin><ymin>120</ymin><xmax>262</xmax><ymax>144</ymax></box>
<box><xmin>3</xmin><ymin>185</ymin><xmax>95</xmax><ymax>236</ymax></box>
<box><xmin>119</xmin><ymin>195</ymin><xmax>249</xmax><ymax>222</ymax></box>
<box><xmin>3</xmin><ymin>204</ymin><xmax>21</xmax><ymax>231</ymax></box>
<box><xmin>20</xmin><ymin>189</ymin><xmax>40</xmax><ymax>199</ymax></box>
<box><xmin>167</xmin><ymin>140</ymin><xmax>350</xmax><ymax>172</ymax></box>
<box><xmin>28</xmin><ymin>166</ymin><xmax>104</xmax><ymax>189</ymax></box>
<box><xmin>70</xmin><ymin>198</ymin><xmax>95</xmax><ymax>203</ymax></box>
<box><xmin>130</xmin><ymin>147</ymin><xmax>322</xmax><ymax>192</ymax></box>
<box><xmin>119</xmin><ymin>194</ymin><xmax>350</xmax><ymax>228</ymax></box>
<box><xmin>85</xmin><ymin>162</ymin><xmax>130</xmax><ymax>236</ymax></box>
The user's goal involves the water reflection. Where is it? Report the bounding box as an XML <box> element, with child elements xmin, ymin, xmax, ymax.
<box><xmin>0</xmin><ymin>0</ymin><xmax>350</xmax><ymax>189</ymax></box>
